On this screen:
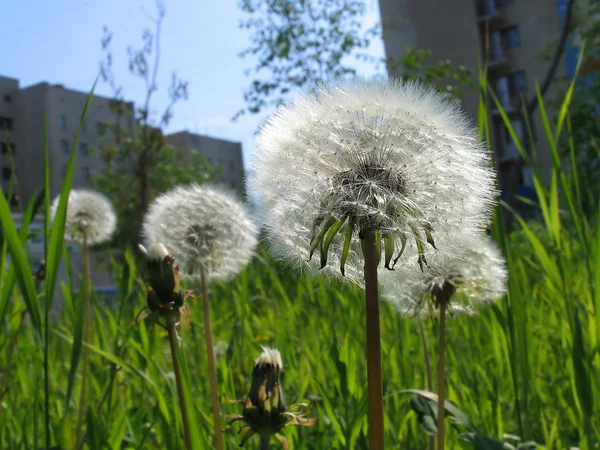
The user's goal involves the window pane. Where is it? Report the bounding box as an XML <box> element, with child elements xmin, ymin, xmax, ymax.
<box><xmin>60</xmin><ymin>140</ymin><xmax>69</xmax><ymax>154</ymax></box>
<box><xmin>506</xmin><ymin>26</ymin><xmax>520</xmax><ymax>48</ymax></box>
<box><xmin>58</xmin><ymin>115</ymin><xmax>67</xmax><ymax>129</ymax></box>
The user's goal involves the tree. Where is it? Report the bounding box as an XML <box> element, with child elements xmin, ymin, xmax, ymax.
<box><xmin>236</xmin><ymin>0</ymin><xmax>475</xmax><ymax>120</ymax></box>
<box><xmin>551</xmin><ymin>0</ymin><xmax>600</xmax><ymax>215</ymax></box>
<box><xmin>95</xmin><ymin>1</ymin><xmax>220</xmax><ymax>249</ymax></box>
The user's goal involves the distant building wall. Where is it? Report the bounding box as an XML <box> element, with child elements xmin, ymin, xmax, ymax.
<box><xmin>378</xmin><ymin>0</ymin><xmax>567</xmax><ymax>198</ymax></box>
<box><xmin>164</xmin><ymin>131</ymin><xmax>245</xmax><ymax>196</ymax></box>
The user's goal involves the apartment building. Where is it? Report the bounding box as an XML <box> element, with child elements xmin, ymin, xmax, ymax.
<box><xmin>164</xmin><ymin>131</ymin><xmax>245</xmax><ymax>196</ymax></box>
<box><xmin>1</xmin><ymin>74</ymin><xmax>246</xmax><ymax>298</ymax></box>
<box><xmin>378</xmin><ymin>0</ymin><xmax>570</xmax><ymax>202</ymax></box>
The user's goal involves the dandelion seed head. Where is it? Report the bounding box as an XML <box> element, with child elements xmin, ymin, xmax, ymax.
<box><xmin>51</xmin><ymin>189</ymin><xmax>116</xmax><ymax>245</ymax></box>
<box><xmin>143</xmin><ymin>184</ymin><xmax>259</xmax><ymax>282</ymax></box>
<box><xmin>381</xmin><ymin>236</ymin><xmax>507</xmax><ymax>317</ymax></box>
<box><xmin>250</xmin><ymin>78</ymin><xmax>497</xmax><ymax>283</ymax></box>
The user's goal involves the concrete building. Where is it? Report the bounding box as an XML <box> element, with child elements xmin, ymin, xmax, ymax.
<box><xmin>378</xmin><ymin>0</ymin><xmax>569</xmax><ymax>202</ymax></box>
<box><xmin>1</xmin><ymin>74</ymin><xmax>247</xmax><ymax>299</ymax></box>
<box><xmin>164</xmin><ymin>131</ymin><xmax>245</xmax><ymax>196</ymax></box>
<box><xmin>0</xmin><ymin>76</ymin><xmax>132</xmax><ymax>292</ymax></box>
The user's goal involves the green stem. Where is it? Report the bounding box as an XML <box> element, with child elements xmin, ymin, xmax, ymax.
<box><xmin>419</xmin><ymin>321</ymin><xmax>435</xmax><ymax>450</ymax></box>
<box><xmin>362</xmin><ymin>228</ymin><xmax>385</xmax><ymax>450</ymax></box>
<box><xmin>200</xmin><ymin>267</ymin><xmax>224</xmax><ymax>450</ymax></box>
<box><xmin>260</xmin><ymin>434</ymin><xmax>270</xmax><ymax>450</ymax></box>
<box><xmin>167</xmin><ymin>314</ymin><xmax>193</xmax><ymax>450</ymax></box>
<box><xmin>75</xmin><ymin>234</ymin><xmax>91</xmax><ymax>450</ymax></box>
<box><xmin>437</xmin><ymin>304</ymin><xmax>447</xmax><ymax>450</ymax></box>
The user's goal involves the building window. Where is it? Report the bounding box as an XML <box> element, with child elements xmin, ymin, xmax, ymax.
<box><xmin>2</xmin><ymin>167</ymin><xmax>12</xmax><ymax>180</ymax></box>
<box><xmin>512</xmin><ymin>71</ymin><xmax>527</xmax><ymax>94</ymax></box>
<box><xmin>1</xmin><ymin>142</ymin><xmax>15</xmax><ymax>155</ymax></box>
<box><xmin>82</xmin><ymin>166</ymin><xmax>91</xmax><ymax>182</ymax></box>
<box><xmin>60</xmin><ymin>140</ymin><xmax>69</xmax><ymax>154</ymax></box>
<box><xmin>503</xmin><ymin>26</ymin><xmax>521</xmax><ymax>48</ymax></box>
<box><xmin>0</xmin><ymin>117</ymin><xmax>13</xmax><ymax>130</ymax></box>
<box><xmin>3</xmin><ymin>95</ymin><xmax>11</xmax><ymax>103</ymax></box>
<box><xmin>229</xmin><ymin>161</ymin><xmax>235</xmax><ymax>172</ymax></box>
<box><xmin>79</xmin><ymin>142</ymin><xmax>89</xmax><ymax>156</ymax></box>
<box><xmin>58</xmin><ymin>115</ymin><xmax>67</xmax><ymax>129</ymax></box>
<box><xmin>96</xmin><ymin>122</ymin><xmax>105</xmax><ymax>136</ymax></box>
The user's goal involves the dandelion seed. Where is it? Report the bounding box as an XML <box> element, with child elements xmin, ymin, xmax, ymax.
<box><xmin>381</xmin><ymin>236</ymin><xmax>507</xmax><ymax>317</ymax></box>
<box><xmin>250</xmin><ymin>77</ymin><xmax>497</xmax><ymax>283</ymax></box>
<box><xmin>142</xmin><ymin>184</ymin><xmax>259</xmax><ymax>281</ymax></box>
<box><xmin>51</xmin><ymin>189</ymin><xmax>116</xmax><ymax>245</ymax></box>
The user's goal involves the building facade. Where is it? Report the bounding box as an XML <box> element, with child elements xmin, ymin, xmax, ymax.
<box><xmin>378</xmin><ymin>0</ymin><xmax>569</xmax><ymax>203</ymax></box>
<box><xmin>164</xmin><ymin>131</ymin><xmax>245</xmax><ymax>196</ymax></box>
<box><xmin>1</xmin><ymin>75</ymin><xmax>245</xmax><ymax>297</ymax></box>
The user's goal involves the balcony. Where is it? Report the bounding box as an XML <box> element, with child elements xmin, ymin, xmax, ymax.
<box><xmin>477</xmin><ymin>0</ymin><xmax>506</xmax><ymax>25</ymax></box>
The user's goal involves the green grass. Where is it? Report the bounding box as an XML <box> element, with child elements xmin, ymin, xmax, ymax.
<box><xmin>0</xmin><ymin>76</ymin><xmax>599</xmax><ymax>449</ymax></box>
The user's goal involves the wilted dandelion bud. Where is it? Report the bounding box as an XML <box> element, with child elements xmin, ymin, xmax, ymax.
<box><xmin>250</xmin><ymin>78</ymin><xmax>497</xmax><ymax>283</ymax></box>
<box><xmin>51</xmin><ymin>189</ymin><xmax>116</xmax><ymax>245</ymax></box>
<box><xmin>381</xmin><ymin>236</ymin><xmax>507</xmax><ymax>317</ymax></box>
<box><xmin>142</xmin><ymin>184</ymin><xmax>259</xmax><ymax>281</ymax></box>
<box><xmin>224</xmin><ymin>347</ymin><xmax>317</xmax><ymax>448</ymax></box>
<box><xmin>138</xmin><ymin>242</ymin><xmax>188</xmax><ymax>328</ymax></box>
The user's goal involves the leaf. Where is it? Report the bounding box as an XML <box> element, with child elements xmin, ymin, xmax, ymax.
<box><xmin>458</xmin><ymin>433</ymin><xmax>516</xmax><ymax>450</ymax></box>
<box><xmin>0</xmin><ymin>190</ymin><xmax>42</xmax><ymax>338</ymax></box>
<box><xmin>409</xmin><ymin>394</ymin><xmax>438</xmax><ymax>435</ymax></box>
<box><xmin>402</xmin><ymin>389</ymin><xmax>479</xmax><ymax>434</ymax></box>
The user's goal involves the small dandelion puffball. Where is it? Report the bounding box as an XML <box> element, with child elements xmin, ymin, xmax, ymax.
<box><xmin>380</xmin><ymin>236</ymin><xmax>507</xmax><ymax>317</ymax></box>
<box><xmin>143</xmin><ymin>184</ymin><xmax>259</xmax><ymax>282</ymax></box>
<box><xmin>250</xmin><ymin>78</ymin><xmax>497</xmax><ymax>283</ymax></box>
<box><xmin>51</xmin><ymin>189</ymin><xmax>116</xmax><ymax>245</ymax></box>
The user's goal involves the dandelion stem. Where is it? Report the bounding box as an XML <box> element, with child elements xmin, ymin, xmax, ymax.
<box><xmin>436</xmin><ymin>303</ymin><xmax>447</xmax><ymax>450</ymax></box>
<box><xmin>167</xmin><ymin>314</ymin><xmax>193</xmax><ymax>450</ymax></box>
<box><xmin>200</xmin><ymin>267</ymin><xmax>224</xmax><ymax>450</ymax></box>
<box><xmin>419</xmin><ymin>321</ymin><xmax>435</xmax><ymax>450</ymax></box>
<box><xmin>75</xmin><ymin>233</ymin><xmax>91</xmax><ymax>450</ymax></box>
<box><xmin>260</xmin><ymin>434</ymin><xmax>270</xmax><ymax>449</ymax></box>
<box><xmin>362</xmin><ymin>228</ymin><xmax>385</xmax><ymax>450</ymax></box>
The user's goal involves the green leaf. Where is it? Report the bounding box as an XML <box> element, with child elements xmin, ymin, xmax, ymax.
<box><xmin>458</xmin><ymin>433</ymin><xmax>516</xmax><ymax>450</ymax></box>
<box><xmin>44</xmin><ymin>80</ymin><xmax>96</xmax><ymax>315</ymax></box>
<box><xmin>409</xmin><ymin>394</ymin><xmax>437</xmax><ymax>435</ymax></box>
<box><xmin>339</xmin><ymin>219</ymin><xmax>354</xmax><ymax>276</ymax></box>
<box><xmin>320</xmin><ymin>216</ymin><xmax>347</xmax><ymax>268</ymax></box>
<box><xmin>0</xmin><ymin>191</ymin><xmax>42</xmax><ymax>338</ymax></box>
<box><xmin>402</xmin><ymin>389</ymin><xmax>479</xmax><ymax>433</ymax></box>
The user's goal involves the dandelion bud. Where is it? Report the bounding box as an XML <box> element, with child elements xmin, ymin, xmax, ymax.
<box><xmin>140</xmin><ymin>242</ymin><xmax>185</xmax><ymax>319</ymax></box>
<box><xmin>224</xmin><ymin>347</ymin><xmax>317</xmax><ymax>447</ymax></box>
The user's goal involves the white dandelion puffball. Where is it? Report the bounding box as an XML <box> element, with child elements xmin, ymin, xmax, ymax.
<box><xmin>142</xmin><ymin>184</ymin><xmax>259</xmax><ymax>281</ymax></box>
<box><xmin>380</xmin><ymin>236</ymin><xmax>507</xmax><ymax>317</ymax></box>
<box><xmin>51</xmin><ymin>189</ymin><xmax>116</xmax><ymax>245</ymax></box>
<box><xmin>250</xmin><ymin>78</ymin><xmax>497</xmax><ymax>284</ymax></box>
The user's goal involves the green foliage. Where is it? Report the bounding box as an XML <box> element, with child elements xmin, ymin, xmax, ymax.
<box><xmin>93</xmin><ymin>134</ymin><xmax>219</xmax><ymax>249</ymax></box>
<box><xmin>236</xmin><ymin>0</ymin><xmax>378</xmax><ymax>117</ymax></box>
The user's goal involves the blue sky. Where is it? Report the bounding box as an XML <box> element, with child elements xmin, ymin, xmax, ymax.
<box><xmin>3</xmin><ymin>0</ymin><xmax>384</xmax><ymax>169</ymax></box>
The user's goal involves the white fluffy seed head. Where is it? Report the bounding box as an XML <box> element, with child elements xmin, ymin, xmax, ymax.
<box><xmin>142</xmin><ymin>184</ymin><xmax>259</xmax><ymax>282</ymax></box>
<box><xmin>51</xmin><ymin>189</ymin><xmax>116</xmax><ymax>245</ymax></box>
<box><xmin>381</xmin><ymin>236</ymin><xmax>508</xmax><ymax>316</ymax></box>
<box><xmin>250</xmin><ymin>77</ymin><xmax>498</xmax><ymax>284</ymax></box>
<box><xmin>254</xmin><ymin>347</ymin><xmax>283</xmax><ymax>370</ymax></box>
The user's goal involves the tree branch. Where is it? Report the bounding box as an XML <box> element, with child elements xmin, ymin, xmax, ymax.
<box><xmin>526</xmin><ymin>0</ymin><xmax>576</xmax><ymax>116</ymax></box>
